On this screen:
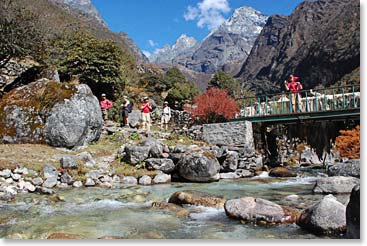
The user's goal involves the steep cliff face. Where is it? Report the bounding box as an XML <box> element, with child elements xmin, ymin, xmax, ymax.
<box><xmin>49</xmin><ymin>0</ymin><xmax>107</xmax><ymax>28</ymax></box>
<box><xmin>187</xmin><ymin>7</ymin><xmax>267</xmax><ymax>75</ymax></box>
<box><xmin>118</xmin><ymin>32</ymin><xmax>149</xmax><ymax>64</ymax></box>
<box><xmin>49</xmin><ymin>0</ymin><xmax>148</xmax><ymax>64</ymax></box>
<box><xmin>238</xmin><ymin>0</ymin><xmax>360</xmax><ymax>90</ymax></box>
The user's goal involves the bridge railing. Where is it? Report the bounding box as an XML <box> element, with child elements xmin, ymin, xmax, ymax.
<box><xmin>240</xmin><ymin>85</ymin><xmax>360</xmax><ymax>118</ymax></box>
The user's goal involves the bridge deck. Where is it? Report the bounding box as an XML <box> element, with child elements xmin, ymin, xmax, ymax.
<box><xmin>234</xmin><ymin>85</ymin><xmax>360</xmax><ymax>124</ymax></box>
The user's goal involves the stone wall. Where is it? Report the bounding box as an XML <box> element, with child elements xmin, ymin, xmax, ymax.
<box><xmin>202</xmin><ymin>121</ymin><xmax>254</xmax><ymax>149</ymax></box>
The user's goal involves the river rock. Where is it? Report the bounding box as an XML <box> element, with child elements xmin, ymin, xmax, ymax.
<box><xmin>121</xmin><ymin>176</ymin><xmax>138</xmax><ymax>185</ymax></box>
<box><xmin>85</xmin><ymin>178</ymin><xmax>96</xmax><ymax>187</ymax></box>
<box><xmin>269</xmin><ymin>167</ymin><xmax>297</xmax><ymax>177</ymax></box>
<box><xmin>346</xmin><ymin>185</ymin><xmax>360</xmax><ymax>239</ymax></box>
<box><xmin>220</xmin><ymin>172</ymin><xmax>241</xmax><ymax>179</ymax></box>
<box><xmin>236</xmin><ymin>169</ymin><xmax>254</xmax><ymax>178</ymax></box>
<box><xmin>297</xmin><ymin>194</ymin><xmax>346</xmax><ymax>235</ymax></box>
<box><xmin>14</xmin><ymin>167</ymin><xmax>28</xmax><ymax>175</ymax></box>
<box><xmin>24</xmin><ymin>181</ymin><xmax>36</xmax><ymax>192</ymax></box>
<box><xmin>313</xmin><ymin>176</ymin><xmax>360</xmax><ymax>194</ymax></box>
<box><xmin>0</xmin><ymin>192</ymin><xmax>14</xmax><ymax>201</ymax></box>
<box><xmin>224</xmin><ymin>197</ymin><xmax>285</xmax><ymax>224</ymax></box>
<box><xmin>86</xmin><ymin>170</ymin><xmax>103</xmax><ymax>180</ymax></box>
<box><xmin>138</xmin><ymin>175</ymin><xmax>152</xmax><ymax>185</ymax></box>
<box><xmin>31</xmin><ymin>177</ymin><xmax>43</xmax><ymax>186</ymax></box>
<box><xmin>153</xmin><ymin>172</ymin><xmax>171</xmax><ymax>184</ymax></box>
<box><xmin>142</xmin><ymin>138</ymin><xmax>165</xmax><ymax>158</ymax></box>
<box><xmin>72</xmin><ymin>181</ymin><xmax>83</xmax><ymax>188</ymax></box>
<box><xmin>39</xmin><ymin>187</ymin><xmax>55</xmax><ymax>195</ymax></box>
<box><xmin>152</xmin><ymin>202</ymin><xmax>190</xmax><ymax>218</ymax></box>
<box><xmin>0</xmin><ymin>169</ymin><xmax>11</xmax><ymax>178</ymax></box>
<box><xmin>173</xmin><ymin>145</ymin><xmax>199</xmax><ymax>153</ymax></box>
<box><xmin>42</xmin><ymin>177</ymin><xmax>58</xmax><ymax>188</ymax></box>
<box><xmin>328</xmin><ymin>160</ymin><xmax>360</xmax><ymax>178</ymax></box>
<box><xmin>10</xmin><ymin>173</ymin><xmax>21</xmax><ymax>181</ymax></box>
<box><xmin>177</xmin><ymin>149</ymin><xmax>220</xmax><ymax>182</ymax></box>
<box><xmin>124</xmin><ymin>145</ymin><xmax>151</xmax><ymax>165</ymax></box>
<box><xmin>146</xmin><ymin>158</ymin><xmax>175</xmax><ymax>173</ymax></box>
<box><xmin>76</xmin><ymin>152</ymin><xmax>96</xmax><ymax>168</ymax></box>
<box><xmin>4</xmin><ymin>186</ymin><xmax>17</xmax><ymax>196</ymax></box>
<box><xmin>43</xmin><ymin>164</ymin><xmax>59</xmax><ymax>179</ymax></box>
<box><xmin>168</xmin><ymin>190</ymin><xmax>226</xmax><ymax>208</ymax></box>
<box><xmin>112</xmin><ymin>175</ymin><xmax>121</xmax><ymax>183</ymax></box>
<box><xmin>47</xmin><ymin>232</ymin><xmax>84</xmax><ymax>239</ymax></box>
<box><xmin>60</xmin><ymin>172</ymin><xmax>74</xmax><ymax>185</ymax></box>
<box><xmin>60</xmin><ymin>156</ymin><xmax>79</xmax><ymax>169</ymax></box>
<box><xmin>221</xmin><ymin>151</ymin><xmax>239</xmax><ymax>172</ymax></box>
<box><xmin>128</xmin><ymin>110</ymin><xmax>141</xmax><ymax>128</ymax></box>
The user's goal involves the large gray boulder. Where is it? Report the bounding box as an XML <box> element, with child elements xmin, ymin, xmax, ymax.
<box><xmin>168</xmin><ymin>190</ymin><xmax>226</xmax><ymax>208</ymax></box>
<box><xmin>221</xmin><ymin>151</ymin><xmax>239</xmax><ymax>172</ymax></box>
<box><xmin>0</xmin><ymin>79</ymin><xmax>103</xmax><ymax>148</ymax></box>
<box><xmin>45</xmin><ymin>84</ymin><xmax>103</xmax><ymax>148</ymax></box>
<box><xmin>128</xmin><ymin>110</ymin><xmax>141</xmax><ymax>128</ymax></box>
<box><xmin>225</xmin><ymin>197</ymin><xmax>282</xmax><ymax>223</ymax></box>
<box><xmin>328</xmin><ymin>160</ymin><xmax>360</xmax><ymax>178</ymax></box>
<box><xmin>297</xmin><ymin>195</ymin><xmax>346</xmax><ymax>235</ymax></box>
<box><xmin>346</xmin><ymin>185</ymin><xmax>360</xmax><ymax>239</ymax></box>
<box><xmin>177</xmin><ymin>149</ymin><xmax>220</xmax><ymax>182</ymax></box>
<box><xmin>313</xmin><ymin>176</ymin><xmax>360</xmax><ymax>194</ymax></box>
<box><xmin>145</xmin><ymin>158</ymin><xmax>175</xmax><ymax>173</ymax></box>
<box><xmin>124</xmin><ymin>146</ymin><xmax>151</xmax><ymax>165</ymax></box>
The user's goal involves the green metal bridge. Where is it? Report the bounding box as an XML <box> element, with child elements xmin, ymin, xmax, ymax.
<box><xmin>233</xmin><ymin>85</ymin><xmax>360</xmax><ymax>123</ymax></box>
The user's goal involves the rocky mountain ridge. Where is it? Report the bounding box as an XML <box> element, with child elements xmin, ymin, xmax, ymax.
<box><xmin>238</xmin><ymin>0</ymin><xmax>360</xmax><ymax>91</ymax></box>
<box><xmin>150</xmin><ymin>6</ymin><xmax>268</xmax><ymax>76</ymax></box>
<box><xmin>49</xmin><ymin>0</ymin><xmax>148</xmax><ymax>64</ymax></box>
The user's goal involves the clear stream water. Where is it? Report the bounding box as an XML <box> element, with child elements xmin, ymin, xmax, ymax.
<box><xmin>0</xmin><ymin>172</ymin><xmax>348</xmax><ymax>239</ymax></box>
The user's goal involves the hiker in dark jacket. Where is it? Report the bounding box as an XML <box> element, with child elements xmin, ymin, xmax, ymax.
<box><xmin>120</xmin><ymin>95</ymin><xmax>132</xmax><ymax>127</ymax></box>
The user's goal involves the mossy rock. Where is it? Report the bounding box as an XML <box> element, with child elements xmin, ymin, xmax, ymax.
<box><xmin>0</xmin><ymin>79</ymin><xmax>103</xmax><ymax>148</ymax></box>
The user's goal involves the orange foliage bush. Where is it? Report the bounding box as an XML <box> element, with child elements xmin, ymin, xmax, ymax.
<box><xmin>187</xmin><ymin>87</ymin><xmax>239</xmax><ymax>124</ymax></box>
<box><xmin>335</xmin><ymin>125</ymin><xmax>360</xmax><ymax>159</ymax></box>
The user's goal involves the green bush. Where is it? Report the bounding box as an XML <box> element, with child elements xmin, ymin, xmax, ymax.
<box><xmin>50</xmin><ymin>32</ymin><xmax>131</xmax><ymax>99</ymax></box>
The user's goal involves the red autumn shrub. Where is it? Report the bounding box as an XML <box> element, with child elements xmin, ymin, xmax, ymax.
<box><xmin>334</xmin><ymin>125</ymin><xmax>360</xmax><ymax>159</ymax></box>
<box><xmin>187</xmin><ymin>87</ymin><xmax>239</xmax><ymax>124</ymax></box>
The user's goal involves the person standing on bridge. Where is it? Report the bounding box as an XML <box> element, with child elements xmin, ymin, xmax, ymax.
<box><xmin>285</xmin><ymin>75</ymin><xmax>303</xmax><ymax>112</ymax></box>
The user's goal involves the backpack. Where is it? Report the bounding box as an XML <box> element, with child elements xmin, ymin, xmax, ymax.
<box><xmin>127</xmin><ymin>101</ymin><xmax>134</xmax><ymax>113</ymax></box>
<box><xmin>151</xmin><ymin>103</ymin><xmax>157</xmax><ymax>112</ymax></box>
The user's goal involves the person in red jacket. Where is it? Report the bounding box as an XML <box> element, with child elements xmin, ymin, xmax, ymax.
<box><xmin>285</xmin><ymin>75</ymin><xmax>303</xmax><ymax>112</ymax></box>
<box><xmin>140</xmin><ymin>96</ymin><xmax>152</xmax><ymax>136</ymax></box>
<box><xmin>100</xmin><ymin>93</ymin><xmax>113</xmax><ymax>121</ymax></box>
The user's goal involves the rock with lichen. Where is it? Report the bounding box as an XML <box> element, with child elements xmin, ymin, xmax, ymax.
<box><xmin>0</xmin><ymin>78</ymin><xmax>103</xmax><ymax>148</ymax></box>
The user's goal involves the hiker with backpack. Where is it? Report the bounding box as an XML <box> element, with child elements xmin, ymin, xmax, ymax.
<box><xmin>140</xmin><ymin>96</ymin><xmax>152</xmax><ymax>136</ymax></box>
<box><xmin>120</xmin><ymin>95</ymin><xmax>133</xmax><ymax>127</ymax></box>
<box><xmin>161</xmin><ymin>101</ymin><xmax>171</xmax><ymax>131</ymax></box>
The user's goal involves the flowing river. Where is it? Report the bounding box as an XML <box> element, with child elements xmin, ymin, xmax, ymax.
<box><xmin>0</xmin><ymin>170</ymin><xmax>347</xmax><ymax>239</ymax></box>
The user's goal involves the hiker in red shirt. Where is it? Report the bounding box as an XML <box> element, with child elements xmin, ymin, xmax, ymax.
<box><xmin>285</xmin><ymin>75</ymin><xmax>303</xmax><ymax>112</ymax></box>
<box><xmin>140</xmin><ymin>96</ymin><xmax>152</xmax><ymax>136</ymax></box>
<box><xmin>100</xmin><ymin>93</ymin><xmax>113</xmax><ymax>121</ymax></box>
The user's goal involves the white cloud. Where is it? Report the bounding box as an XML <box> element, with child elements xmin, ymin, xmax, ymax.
<box><xmin>183</xmin><ymin>0</ymin><xmax>230</xmax><ymax>31</ymax></box>
<box><xmin>148</xmin><ymin>39</ymin><xmax>158</xmax><ymax>47</ymax></box>
<box><xmin>142</xmin><ymin>50</ymin><xmax>151</xmax><ymax>57</ymax></box>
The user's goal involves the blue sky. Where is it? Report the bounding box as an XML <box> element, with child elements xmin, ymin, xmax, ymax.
<box><xmin>93</xmin><ymin>0</ymin><xmax>305</xmax><ymax>57</ymax></box>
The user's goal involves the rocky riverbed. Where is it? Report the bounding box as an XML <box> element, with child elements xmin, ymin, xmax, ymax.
<box><xmin>0</xmin><ymin>124</ymin><xmax>360</xmax><ymax>239</ymax></box>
